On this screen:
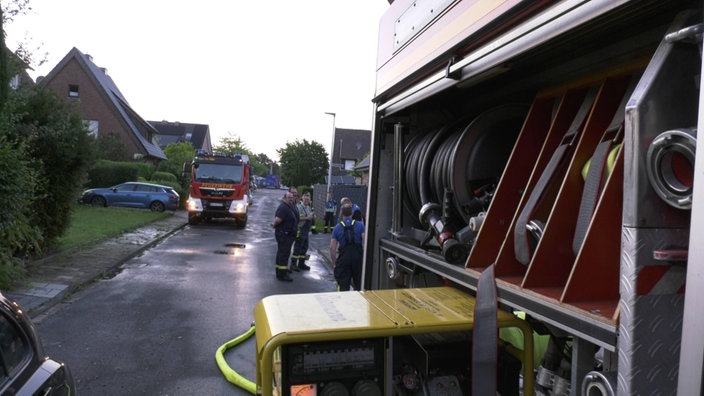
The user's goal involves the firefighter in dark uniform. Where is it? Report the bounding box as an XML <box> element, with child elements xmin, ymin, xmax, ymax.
<box><xmin>272</xmin><ymin>192</ymin><xmax>297</xmax><ymax>282</ymax></box>
<box><xmin>329</xmin><ymin>203</ymin><xmax>365</xmax><ymax>291</ymax></box>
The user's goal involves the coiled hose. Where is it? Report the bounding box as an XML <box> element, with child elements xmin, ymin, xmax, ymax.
<box><xmin>215</xmin><ymin>325</ymin><xmax>257</xmax><ymax>395</ymax></box>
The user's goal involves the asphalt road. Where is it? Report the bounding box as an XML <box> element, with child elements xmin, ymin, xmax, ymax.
<box><xmin>34</xmin><ymin>188</ymin><xmax>337</xmax><ymax>395</ymax></box>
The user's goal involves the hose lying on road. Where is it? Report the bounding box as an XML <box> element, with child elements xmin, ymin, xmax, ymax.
<box><xmin>215</xmin><ymin>325</ymin><xmax>257</xmax><ymax>395</ymax></box>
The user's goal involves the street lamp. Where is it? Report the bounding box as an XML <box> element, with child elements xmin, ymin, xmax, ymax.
<box><xmin>324</xmin><ymin>112</ymin><xmax>336</xmax><ymax>194</ymax></box>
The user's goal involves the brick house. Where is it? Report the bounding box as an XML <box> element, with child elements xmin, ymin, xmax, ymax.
<box><xmin>148</xmin><ymin>120</ymin><xmax>212</xmax><ymax>152</ymax></box>
<box><xmin>354</xmin><ymin>155</ymin><xmax>370</xmax><ymax>185</ymax></box>
<box><xmin>38</xmin><ymin>47</ymin><xmax>166</xmax><ymax>163</ymax></box>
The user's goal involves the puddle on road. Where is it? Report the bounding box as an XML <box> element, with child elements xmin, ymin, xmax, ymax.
<box><xmin>115</xmin><ymin>227</ymin><xmax>161</xmax><ymax>245</ymax></box>
<box><xmin>214</xmin><ymin>242</ymin><xmax>248</xmax><ymax>255</ymax></box>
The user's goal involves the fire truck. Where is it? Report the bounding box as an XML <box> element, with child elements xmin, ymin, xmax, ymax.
<box><xmin>184</xmin><ymin>151</ymin><xmax>251</xmax><ymax>227</ymax></box>
<box><xmin>250</xmin><ymin>0</ymin><xmax>704</xmax><ymax>394</ymax></box>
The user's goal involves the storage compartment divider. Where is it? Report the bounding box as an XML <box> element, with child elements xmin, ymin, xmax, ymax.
<box><xmin>488</xmin><ymin>87</ymin><xmax>590</xmax><ymax>280</ymax></box>
<box><xmin>465</xmin><ymin>96</ymin><xmax>556</xmax><ymax>270</ymax></box>
<box><xmin>466</xmin><ymin>74</ymin><xmax>635</xmax><ymax>323</ymax></box>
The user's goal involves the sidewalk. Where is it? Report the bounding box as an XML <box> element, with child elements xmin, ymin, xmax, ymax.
<box><xmin>4</xmin><ymin>211</ymin><xmax>189</xmax><ymax>317</ymax></box>
<box><xmin>4</xmin><ymin>211</ymin><xmax>337</xmax><ymax>317</ymax></box>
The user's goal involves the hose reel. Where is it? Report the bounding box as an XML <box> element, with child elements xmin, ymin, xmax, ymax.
<box><xmin>402</xmin><ymin>105</ymin><xmax>527</xmax><ymax>262</ymax></box>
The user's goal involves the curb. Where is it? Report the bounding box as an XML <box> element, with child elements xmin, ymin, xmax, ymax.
<box><xmin>7</xmin><ymin>216</ymin><xmax>187</xmax><ymax>318</ymax></box>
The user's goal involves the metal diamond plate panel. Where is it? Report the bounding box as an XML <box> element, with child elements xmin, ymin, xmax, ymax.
<box><xmin>619</xmin><ymin>226</ymin><xmax>688</xmax><ymax>395</ymax></box>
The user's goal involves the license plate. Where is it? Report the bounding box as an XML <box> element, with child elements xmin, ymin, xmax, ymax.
<box><xmin>210</xmin><ymin>202</ymin><xmax>224</xmax><ymax>207</ymax></box>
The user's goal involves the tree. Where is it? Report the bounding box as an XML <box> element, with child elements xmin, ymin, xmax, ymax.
<box><xmin>1</xmin><ymin>1</ymin><xmax>47</xmax><ymax>86</ymax></box>
<box><xmin>251</xmin><ymin>152</ymin><xmax>276</xmax><ymax>177</ymax></box>
<box><xmin>159</xmin><ymin>141</ymin><xmax>196</xmax><ymax>186</ymax></box>
<box><xmin>277</xmin><ymin>139</ymin><xmax>328</xmax><ymax>187</ymax></box>
<box><xmin>0</xmin><ymin>7</ymin><xmax>8</xmax><ymax>106</ymax></box>
<box><xmin>0</xmin><ymin>1</ymin><xmax>92</xmax><ymax>286</ymax></box>
<box><xmin>213</xmin><ymin>132</ymin><xmax>250</xmax><ymax>155</ymax></box>
<box><xmin>212</xmin><ymin>132</ymin><xmax>270</xmax><ymax>179</ymax></box>
<box><xmin>93</xmin><ymin>133</ymin><xmax>131</xmax><ymax>161</ymax></box>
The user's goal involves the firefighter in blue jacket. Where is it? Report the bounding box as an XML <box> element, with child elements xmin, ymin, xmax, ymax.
<box><xmin>329</xmin><ymin>203</ymin><xmax>365</xmax><ymax>291</ymax></box>
<box><xmin>323</xmin><ymin>191</ymin><xmax>337</xmax><ymax>233</ymax></box>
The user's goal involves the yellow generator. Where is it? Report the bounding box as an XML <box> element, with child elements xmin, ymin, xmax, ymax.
<box><xmin>254</xmin><ymin>287</ymin><xmax>534</xmax><ymax>395</ymax></box>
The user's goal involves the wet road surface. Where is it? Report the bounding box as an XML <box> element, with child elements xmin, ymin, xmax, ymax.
<box><xmin>35</xmin><ymin>188</ymin><xmax>338</xmax><ymax>395</ymax></box>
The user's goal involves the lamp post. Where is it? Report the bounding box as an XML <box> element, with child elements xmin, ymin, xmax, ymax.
<box><xmin>324</xmin><ymin>112</ymin><xmax>336</xmax><ymax>194</ymax></box>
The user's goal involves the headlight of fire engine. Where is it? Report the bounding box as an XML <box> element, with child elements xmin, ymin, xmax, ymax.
<box><xmin>231</xmin><ymin>201</ymin><xmax>247</xmax><ymax>214</ymax></box>
<box><xmin>187</xmin><ymin>196</ymin><xmax>203</xmax><ymax>211</ymax></box>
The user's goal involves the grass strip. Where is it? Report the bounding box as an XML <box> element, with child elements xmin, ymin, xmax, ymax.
<box><xmin>56</xmin><ymin>205</ymin><xmax>170</xmax><ymax>250</ymax></box>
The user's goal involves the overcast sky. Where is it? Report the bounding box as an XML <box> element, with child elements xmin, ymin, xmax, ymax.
<box><xmin>4</xmin><ymin>0</ymin><xmax>390</xmax><ymax>161</ymax></box>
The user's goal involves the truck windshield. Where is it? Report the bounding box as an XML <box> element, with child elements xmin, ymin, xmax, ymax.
<box><xmin>193</xmin><ymin>163</ymin><xmax>243</xmax><ymax>184</ymax></box>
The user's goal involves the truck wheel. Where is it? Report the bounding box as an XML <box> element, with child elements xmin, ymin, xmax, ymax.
<box><xmin>188</xmin><ymin>215</ymin><xmax>199</xmax><ymax>225</ymax></box>
<box><xmin>236</xmin><ymin>218</ymin><xmax>247</xmax><ymax>228</ymax></box>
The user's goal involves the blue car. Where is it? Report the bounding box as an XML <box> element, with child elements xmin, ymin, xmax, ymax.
<box><xmin>79</xmin><ymin>182</ymin><xmax>180</xmax><ymax>212</ymax></box>
<box><xmin>0</xmin><ymin>292</ymin><xmax>75</xmax><ymax>395</ymax></box>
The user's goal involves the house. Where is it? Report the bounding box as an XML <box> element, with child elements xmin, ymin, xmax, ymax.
<box><xmin>354</xmin><ymin>155</ymin><xmax>370</xmax><ymax>186</ymax></box>
<box><xmin>148</xmin><ymin>120</ymin><xmax>212</xmax><ymax>152</ymax></box>
<box><xmin>331</xmin><ymin>128</ymin><xmax>370</xmax><ymax>178</ymax></box>
<box><xmin>38</xmin><ymin>47</ymin><xmax>166</xmax><ymax>163</ymax></box>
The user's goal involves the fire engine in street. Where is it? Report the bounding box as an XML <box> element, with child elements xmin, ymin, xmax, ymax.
<box><xmin>184</xmin><ymin>151</ymin><xmax>251</xmax><ymax>227</ymax></box>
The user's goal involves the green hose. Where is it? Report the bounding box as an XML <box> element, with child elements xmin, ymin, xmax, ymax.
<box><xmin>215</xmin><ymin>325</ymin><xmax>257</xmax><ymax>395</ymax></box>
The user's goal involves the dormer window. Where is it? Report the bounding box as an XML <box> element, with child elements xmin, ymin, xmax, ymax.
<box><xmin>68</xmin><ymin>84</ymin><xmax>79</xmax><ymax>98</ymax></box>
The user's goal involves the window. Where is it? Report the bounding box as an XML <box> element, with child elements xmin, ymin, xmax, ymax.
<box><xmin>135</xmin><ymin>185</ymin><xmax>159</xmax><ymax>193</ymax></box>
<box><xmin>83</xmin><ymin>120</ymin><xmax>99</xmax><ymax>137</ymax></box>
<box><xmin>0</xmin><ymin>312</ymin><xmax>30</xmax><ymax>383</ymax></box>
<box><xmin>9</xmin><ymin>75</ymin><xmax>21</xmax><ymax>90</ymax></box>
<box><xmin>115</xmin><ymin>183</ymin><xmax>137</xmax><ymax>192</ymax></box>
<box><xmin>68</xmin><ymin>84</ymin><xmax>79</xmax><ymax>98</ymax></box>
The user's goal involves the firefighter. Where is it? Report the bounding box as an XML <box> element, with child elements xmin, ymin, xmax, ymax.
<box><xmin>323</xmin><ymin>191</ymin><xmax>337</xmax><ymax>233</ymax></box>
<box><xmin>271</xmin><ymin>192</ymin><xmax>298</xmax><ymax>282</ymax></box>
<box><xmin>329</xmin><ymin>203</ymin><xmax>365</xmax><ymax>291</ymax></box>
<box><xmin>291</xmin><ymin>192</ymin><xmax>315</xmax><ymax>271</ymax></box>
<box><xmin>340</xmin><ymin>197</ymin><xmax>364</xmax><ymax>222</ymax></box>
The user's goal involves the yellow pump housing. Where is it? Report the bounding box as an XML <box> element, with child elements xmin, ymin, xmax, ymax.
<box><xmin>254</xmin><ymin>287</ymin><xmax>534</xmax><ymax>395</ymax></box>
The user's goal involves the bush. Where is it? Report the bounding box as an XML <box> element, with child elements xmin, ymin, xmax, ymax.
<box><xmin>0</xmin><ymin>137</ymin><xmax>39</xmax><ymax>287</ymax></box>
<box><xmin>134</xmin><ymin>162</ymin><xmax>155</xmax><ymax>180</ymax></box>
<box><xmin>4</xmin><ymin>89</ymin><xmax>94</xmax><ymax>247</ymax></box>
<box><xmin>298</xmin><ymin>185</ymin><xmax>313</xmax><ymax>197</ymax></box>
<box><xmin>153</xmin><ymin>179</ymin><xmax>188</xmax><ymax>209</ymax></box>
<box><xmin>160</xmin><ymin>142</ymin><xmax>196</xmax><ymax>187</ymax></box>
<box><xmin>151</xmin><ymin>171</ymin><xmax>177</xmax><ymax>183</ymax></box>
<box><xmin>86</xmin><ymin>160</ymin><xmax>141</xmax><ymax>188</ymax></box>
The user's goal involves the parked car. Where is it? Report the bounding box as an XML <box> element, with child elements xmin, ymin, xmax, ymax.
<box><xmin>0</xmin><ymin>292</ymin><xmax>75</xmax><ymax>395</ymax></box>
<box><xmin>79</xmin><ymin>181</ymin><xmax>180</xmax><ymax>212</ymax></box>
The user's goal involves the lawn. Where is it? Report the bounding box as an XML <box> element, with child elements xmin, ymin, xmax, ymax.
<box><xmin>56</xmin><ymin>205</ymin><xmax>171</xmax><ymax>251</ymax></box>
